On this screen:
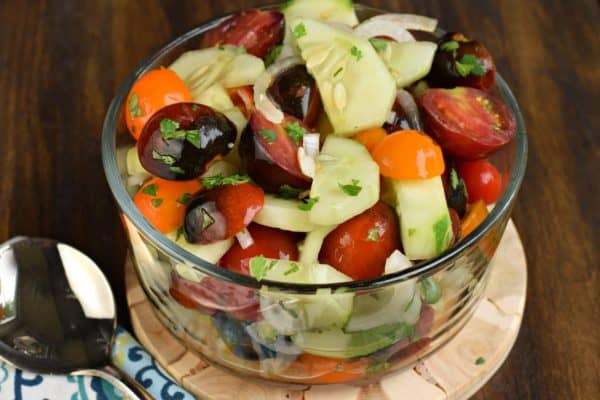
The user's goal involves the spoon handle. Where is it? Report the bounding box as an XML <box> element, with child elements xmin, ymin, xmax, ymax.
<box><xmin>111</xmin><ymin>325</ymin><xmax>196</xmax><ymax>400</ymax></box>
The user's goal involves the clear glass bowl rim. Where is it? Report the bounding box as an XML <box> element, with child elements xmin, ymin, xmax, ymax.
<box><xmin>101</xmin><ymin>3</ymin><xmax>528</xmax><ymax>293</ymax></box>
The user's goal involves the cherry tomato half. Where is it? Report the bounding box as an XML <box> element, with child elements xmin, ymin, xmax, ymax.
<box><xmin>420</xmin><ymin>87</ymin><xmax>516</xmax><ymax>159</ymax></box>
<box><xmin>219</xmin><ymin>223</ymin><xmax>300</xmax><ymax>275</ymax></box>
<box><xmin>319</xmin><ymin>202</ymin><xmax>400</xmax><ymax>281</ymax></box>
<box><xmin>125</xmin><ymin>68</ymin><xmax>191</xmax><ymax>140</ymax></box>
<box><xmin>457</xmin><ymin>159</ymin><xmax>502</xmax><ymax>204</ymax></box>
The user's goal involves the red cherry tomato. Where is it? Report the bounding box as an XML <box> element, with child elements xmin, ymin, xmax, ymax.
<box><xmin>457</xmin><ymin>159</ymin><xmax>502</xmax><ymax>204</ymax></box>
<box><xmin>420</xmin><ymin>87</ymin><xmax>516</xmax><ymax>159</ymax></box>
<box><xmin>319</xmin><ymin>202</ymin><xmax>400</xmax><ymax>280</ymax></box>
<box><xmin>202</xmin><ymin>10</ymin><xmax>284</xmax><ymax>58</ymax></box>
<box><xmin>219</xmin><ymin>224</ymin><xmax>300</xmax><ymax>275</ymax></box>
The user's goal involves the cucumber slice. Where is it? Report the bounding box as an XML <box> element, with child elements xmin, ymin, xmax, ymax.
<box><xmin>388</xmin><ymin>176</ymin><xmax>453</xmax><ymax>260</ymax></box>
<box><xmin>194</xmin><ymin>83</ymin><xmax>234</xmax><ymax>112</ymax></box>
<box><xmin>254</xmin><ymin>195</ymin><xmax>319</xmax><ymax>232</ymax></box>
<box><xmin>253</xmin><ymin>258</ymin><xmax>351</xmax><ymax>284</ymax></box>
<box><xmin>283</xmin><ymin>0</ymin><xmax>359</xmax><ymax>26</ymax></box>
<box><xmin>126</xmin><ymin>146</ymin><xmax>149</xmax><ymax>177</ymax></box>
<box><xmin>293</xmin><ymin>322</ymin><xmax>413</xmax><ymax>359</ymax></box>
<box><xmin>344</xmin><ymin>279</ymin><xmax>421</xmax><ymax>332</ymax></box>
<box><xmin>377</xmin><ymin>41</ymin><xmax>437</xmax><ymax>88</ymax></box>
<box><xmin>166</xmin><ymin>230</ymin><xmax>234</xmax><ymax>264</ymax></box>
<box><xmin>309</xmin><ymin>136</ymin><xmax>379</xmax><ymax>225</ymax></box>
<box><xmin>294</xmin><ymin>18</ymin><xmax>395</xmax><ymax>135</ymax></box>
<box><xmin>299</xmin><ymin>225</ymin><xmax>337</xmax><ymax>264</ymax></box>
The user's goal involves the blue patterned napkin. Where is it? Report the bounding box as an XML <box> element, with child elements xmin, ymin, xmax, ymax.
<box><xmin>0</xmin><ymin>326</ymin><xmax>194</xmax><ymax>400</ymax></box>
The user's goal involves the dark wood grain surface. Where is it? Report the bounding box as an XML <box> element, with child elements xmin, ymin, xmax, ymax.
<box><xmin>1</xmin><ymin>1</ymin><xmax>598</xmax><ymax>398</ymax></box>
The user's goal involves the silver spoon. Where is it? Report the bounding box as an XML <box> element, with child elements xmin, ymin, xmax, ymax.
<box><xmin>0</xmin><ymin>236</ymin><xmax>195</xmax><ymax>400</ymax></box>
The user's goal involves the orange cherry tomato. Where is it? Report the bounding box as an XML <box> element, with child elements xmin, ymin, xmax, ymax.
<box><xmin>125</xmin><ymin>68</ymin><xmax>192</xmax><ymax>140</ymax></box>
<box><xmin>461</xmin><ymin>200</ymin><xmax>488</xmax><ymax>238</ymax></box>
<box><xmin>134</xmin><ymin>177</ymin><xmax>202</xmax><ymax>233</ymax></box>
<box><xmin>353</xmin><ymin>127</ymin><xmax>388</xmax><ymax>155</ymax></box>
<box><xmin>294</xmin><ymin>354</ymin><xmax>368</xmax><ymax>384</ymax></box>
<box><xmin>372</xmin><ymin>130</ymin><xmax>445</xmax><ymax>179</ymax></box>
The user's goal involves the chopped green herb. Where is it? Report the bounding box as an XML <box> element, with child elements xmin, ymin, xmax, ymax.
<box><xmin>160</xmin><ymin>118</ymin><xmax>180</xmax><ymax>134</ymax></box>
<box><xmin>293</xmin><ymin>23</ymin><xmax>306</xmax><ymax>39</ymax></box>
<box><xmin>366</xmin><ymin>360</ymin><xmax>390</xmax><ymax>374</ymax></box>
<box><xmin>142</xmin><ymin>183</ymin><xmax>158</xmax><ymax>196</ymax></box>
<box><xmin>455</xmin><ymin>54</ymin><xmax>486</xmax><ymax>77</ymax></box>
<box><xmin>450</xmin><ymin>168</ymin><xmax>460</xmax><ymax>190</ymax></box>
<box><xmin>169</xmin><ymin>166</ymin><xmax>185</xmax><ymax>175</ymax></box>
<box><xmin>440</xmin><ymin>40</ymin><xmax>459</xmax><ymax>56</ymax></box>
<box><xmin>201</xmin><ymin>174</ymin><xmax>250</xmax><ymax>190</ymax></box>
<box><xmin>152</xmin><ymin>150</ymin><xmax>177</xmax><ymax>165</ymax></box>
<box><xmin>175</xmin><ymin>226</ymin><xmax>184</xmax><ymax>241</ymax></box>
<box><xmin>191</xmin><ymin>104</ymin><xmax>200</xmax><ymax>111</ymax></box>
<box><xmin>250</xmin><ymin>255</ymin><xmax>273</xmax><ymax>281</ymax></box>
<box><xmin>420</xmin><ymin>276</ymin><xmax>442</xmax><ymax>304</ymax></box>
<box><xmin>259</xmin><ymin>129</ymin><xmax>277</xmax><ymax>143</ymax></box>
<box><xmin>475</xmin><ymin>357</ymin><xmax>486</xmax><ymax>365</ymax></box>
<box><xmin>150</xmin><ymin>198</ymin><xmax>163</xmax><ymax>208</ymax></box>
<box><xmin>369</xmin><ymin>38</ymin><xmax>388</xmax><ymax>51</ymax></box>
<box><xmin>160</xmin><ymin>118</ymin><xmax>203</xmax><ymax>149</ymax></box>
<box><xmin>277</xmin><ymin>184</ymin><xmax>302</xmax><ymax>199</ymax></box>
<box><xmin>366</xmin><ymin>227</ymin><xmax>380</xmax><ymax>241</ymax></box>
<box><xmin>264</xmin><ymin>45</ymin><xmax>282</xmax><ymax>67</ymax></box>
<box><xmin>338</xmin><ymin>179</ymin><xmax>362</xmax><ymax>196</ymax></box>
<box><xmin>184</xmin><ymin>131</ymin><xmax>201</xmax><ymax>149</ymax></box>
<box><xmin>350</xmin><ymin>46</ymin><xmax>363</xmax><ymax>61</ymax></box>
<box><xmin>298</xmin><ymin>197</ymin><xmax>319</xmax><ymax>211</ymax></box>
<box><xmin>433</xmin><ymin>215</ymin><xmax>451</xmax><ymax>254</ymax></box>
<box><xmin>176</xmin><ymin>193</ymin><xmax>192</xmax><ymax>205</ymax></box>
<box><xmin>333</xmin><ymin>67</ymin><xmax>344</xmax><ymax>77</ymax></box>
<box><xmin>201</xmin><ymin>208</ymin><xmax>214</xmax><ymax>230</ymax></box>
<box><xmin>408</xmin><ymin>227</ymin><xmax>417</xmax><ymax>237</ymax></box>
<box><xmin>284</xmin><ymin>262</ymin><xmax>300</xmax><ymax>276</ymax></box>
<box><xmin>284</xmin><ymin>122</ymin><xmax>305</xmax><ymax>146</ymax></box>
<box><xmin>128</xmin><ymin>93</ymin><xmax>144</xmax><ymax>119</ymax></box>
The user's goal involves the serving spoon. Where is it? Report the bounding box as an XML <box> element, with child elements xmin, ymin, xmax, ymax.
<box><xmin>0</xmin><ymin>236</ymin><xmax>195</xmax><ymax>400</ymax></box>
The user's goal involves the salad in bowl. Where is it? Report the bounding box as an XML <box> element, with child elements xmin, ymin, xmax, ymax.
<box><xmin>103</xmin><ymin>0</ymin><xmax>526</xmax><ymax>385</ymax></box>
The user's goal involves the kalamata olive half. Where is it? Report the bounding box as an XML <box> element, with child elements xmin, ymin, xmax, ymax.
<box><xmin>238</xmin><ymin>111</ymin><xmax>311</xmax><ymax>193</ymax></box>
<box><xmin>267</xmin><ymin>65</ymin><xmax>322</xmax><ymax>128</ymax></box>
<box><xmin>138</xmin><ymin>103</ymin><xmax>236</xmax><ymax>180</ymax></box>
<box><xmin>428</xmin><ymin>32</ymin><xmax>496</xmax><ymax>91</ymax></box>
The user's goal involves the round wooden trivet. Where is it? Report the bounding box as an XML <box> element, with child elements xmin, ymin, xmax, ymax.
<box><xmin>126</xmin><ymin>220</ymin><xmax>526</xmax><ymax>400</ymax></box>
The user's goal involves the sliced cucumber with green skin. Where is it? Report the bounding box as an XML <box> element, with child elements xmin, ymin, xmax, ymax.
<box><xmin>388</xmin><ymin>176</ymin><xmax>453</xmax><ymax>260</ymax></box>
<box><xmin>344</xmin><ymin>279</ymin><xmax>421</xmax><ymax>332</ymax></box>
<box><xmin>126</xmin><ymin>146</ymin><xmax>148</xmax><ymax>177</ymax></box>
<box><xmin>294</xmin><ymin>18</ymin><xmax>396</xmax><ymax>135</ymax></box>
<box><xmin>254</xmin><ymin>195</ymin><xmax>319</xmax><ymax>232</ymax></box>
<box><xmin>252</xmin><ymin>258</ymin><xmax>351</xmax><ymax>284</ymax></box>
<box><xmin>283</xmin><ymin>0</ymin><xmax>359</xmax><ymax>26</ymax></box>
<box><xmin>166</xmin><ymin>230</ymin><xmax>234</xmax><ymax>264</ymax></box>
<box><xmin>309</xmin><ymin>136</ymin><xmax>379</xmax><ymax>225</ymax></box>
<box><xmin>377</xmin><ymin>41</ymin><xmax>437</xmax><ymax>88</ymax></box>
<box><xmin>293</xmin><ymin>322</ymin><xmax>413</xmax><ymax>359</ymax></box>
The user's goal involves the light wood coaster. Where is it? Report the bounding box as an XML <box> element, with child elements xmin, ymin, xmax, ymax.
<box><xmin>126</xmin><ymin>220</ymin><xmax>526</xmax><ymax>400</ymax></box>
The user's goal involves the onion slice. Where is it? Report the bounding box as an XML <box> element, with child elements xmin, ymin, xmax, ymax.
<box><xmin>235</xmin><ymin>228</ymin><xmax>254</xmax><ymax>249</ymax></box>
<box><xmin>253</xmin><ymin>55</ymin><xmax>302</xmax><ymax>123</ymax></box>
<box><xmin>384</xmin><ymin>249</ymin><xmax>412</xmax><ymax>275</ymax></box>
<box><xmin>364</xmin><ymin>14</ymin><xmax>438</xmax><ymax>32</ymax></box>
<box><xmin>396</xmin><ymin>89</ymin><xmax>423</xmax><ymax>131</ymax></box>
<box><xmin>302</xmin><ymin>133</ymin><xmax>320</xmax><ymax>158</ymax></box>
<box><xmin>354</xmin><ymin>19</ymin><xmax>414</xmax><ymax>43</ymax></box>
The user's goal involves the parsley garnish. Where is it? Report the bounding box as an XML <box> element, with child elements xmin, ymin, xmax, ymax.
<box><xmin>333</xmin><ymin>67</ymin><xmax>343</xmax><ymax>77</ymax></box>
<box><xmin>175</xmin><ymin>226</ymin><xmax>184</xmax><ymax>241</ymax></box>
<box><xmin>475</xmin><ymin>357</ymin><xmax>486</xmax><ymax>365</ymax></box>
<box><xmin>450</xmin><ymin>168</ymin><xmax>460</xmax><ymax>190</ymax></box>
<box><xmin>176</xmin><ymin>193</ymin><xmax>192</xmax><ymax>205</ymax></box>
<box><xmin>128</xmin><ymin>93</ymin><xmax>144</xmax><ymax>120</ymax></box>
<box><xmin>250</xmin><ymin>255</ymin><xmax>275</xmax><ymax>281</ymax></box>
<box><xmin>339</xmin><ymin>179</ymin><xmax>362</xmax><ymax>196</ymax></box>
<box><xmin>440</xmin><ymin>40</ymin><xmax>459</xmax><ymax>56</ymax></box>
<box><xmin>366</xmin><ymin>228</ymin><xmax>380</xmax><ymax>241</ymax></box>
<box><xmin>169</xmin><ymin>166</ymin><xmax>185</xmax><ymax>175</ymax></box>
<box><xmin>201</xmin><ymin>174</ymin><xmax>250</xmax><ymax>190</ymax></box>
<box><xmin>284</xmin><ymin>122</ymin><xmax>305</xmax><ymax>146</ymax></box>
<box><xmin>152</xmin><ymin>150</ymin><xmax>177</xmax><ymax>165</ymax></box>
<box><xmin>264</xmin><ymin>45</ymin><xmax>282</xmax><ymax>67</ymax></box>
<box><xmin>350</xmin><ymin>46</ymin><xmax>363</xmax><ymax>61</ymax></box>
<box><xmin>151</xmin><ymin>198</ymin><xmax>163</xmax><ymax>208</ymax></box>
<box><xmin>455</xmin><ymin>54</ymin><xmax>486</xmax><ymax>77</ymax></box>
<box><xmin>298</xmin><ymin>197</ymin><xmax>319</xmax><ymax>211</ymax></box>
<box><xmin>293</xmin><ymin>23</ymin><xmax>307</xmax><ymax>39</ymax></box>
<box><xmin>159</xmin><ymin>118</ymin><xmax>202</xmax><ymax>149</ymax></box>
<box><xmin>259</xmin><ymin>129</ymin><xmax>277</xmax><ymax>143</ymax></box>
<box><xmin>284</xmin><ymin>262</ymin><xmax>300</xmax><ymax>276</ymax></box>
<box><xmin>142</xmin><ymin>183</ymin><xmax>158</xmax><ymax>196</ymax></box>
<box><xmin>369</xmin><ymin>38</ymin><xmax>388</xmax><ymax>51</ymax></box>
<box><xmin>277</xmin><ymin>184</ymin><xmax>302</xmax><ymax>199</ymax></box>
<box><xmin>200</xmin><ymin>208</ymin><xmax>214</xmax><ymax>230</ymax></box>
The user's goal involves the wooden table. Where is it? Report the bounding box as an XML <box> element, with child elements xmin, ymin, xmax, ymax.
<box><xmin>1</xmin><ymin>1</ymin><xmax>598</xmax><ymax>398</ymax></box>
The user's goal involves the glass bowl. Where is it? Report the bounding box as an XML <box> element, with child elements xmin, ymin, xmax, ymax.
<box><xmin>102</xmin><ymin>4</ymin><xmax>527</xmax><ymax>386</ymax></box>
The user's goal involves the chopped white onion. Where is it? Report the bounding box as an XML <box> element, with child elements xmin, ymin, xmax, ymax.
<box><xmin>384</xmin><ymin>249</ymin><xmax>413</xmax><ymax>275</ymax></box>
<box><xmin>302</xmin><ymin>133</ymin><xmax>320</xmax><ymax>158</ymax></box>
<box><xmin>297</xmin><ymin>147</ymin><xmax>316</xmax><ymax>179</ymax></box>
<box><xmin>386</xmin><ymin>110</ymin><xmax>398</xmax><ymax>125</ymax></box>
<box><xmin>253</xmin><ymin>55</ymin><xmax>303</xmax><ymax>123</ymax></box>
<box><xmin>127</xmin><ymin>173</ymin><xmax>148</xmax><ymax>188</ymax></box>
<box><xmin>396</xmin><ymin>89</ymin><xmax>423</xmax><ymax>131</ymax></box>
<box><xmin>365</xmin><ymin>14</ymin><xmax>438</xmax><ymax>32</ymax></box>
<box><xmin>354</xmin><ymin>19</ymin><xmax>415</xmax><ymax>43</ymax></box>
<box><xmin>235</xmin><ymin>228</ymin><xmax>254</xmax><ymax>249</ymax></box>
